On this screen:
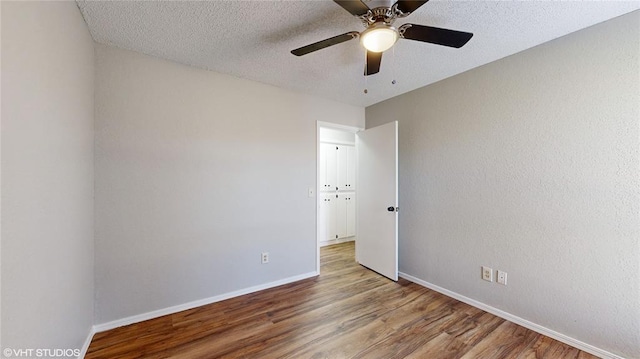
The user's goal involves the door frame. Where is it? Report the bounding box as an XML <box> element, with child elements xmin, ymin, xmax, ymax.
<box><xmin>316</xmin><ymin>121</ymin><xmax>363</xmax><ymax>274</ymax></box>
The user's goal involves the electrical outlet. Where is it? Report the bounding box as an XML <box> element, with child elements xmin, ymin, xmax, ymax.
<box><xmin>261</xmin><ymin>252</ymin><xmax>269</xmax><ymax>264</ymax></box>
<box><xmin>482</xmin><ymin>266</ymin><xmax>493</xmax><ymax>282</ymax></box>
<box><xmin>497</xmin><ymin>270</ymin><xmax>507</xmax><ymax>285</ymax></box>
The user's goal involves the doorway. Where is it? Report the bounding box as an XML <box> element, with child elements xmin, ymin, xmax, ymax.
<box><xmin>316</xmin><ymin>122</ymin><xmax>362</xmax><ymax>273</ymax></box>
<box><xmin>316</xmin><ymin>121</ymin><xmax>399</xmax><ymax>281</ymax></box>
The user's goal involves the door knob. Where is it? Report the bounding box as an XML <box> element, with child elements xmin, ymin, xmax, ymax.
<box><xmin>387</xmin><ymin>206</ymin><xmax>395</xmax><ymax>212</ymax></box>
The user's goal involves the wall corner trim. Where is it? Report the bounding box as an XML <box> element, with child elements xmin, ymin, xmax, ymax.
<box><xmin>398</xmin><ymin>272</ymin><xmax>624</xmax><ymax>359</ymax></box>
<box><xmin>79</xmin><ymin>327</ymin><xmax>96</xmax><ymax>358</ymax></box>
<box><xmin>92</xmin><ymin>271</ymin><xmax>318</xmax><ymax>335</ymax></box>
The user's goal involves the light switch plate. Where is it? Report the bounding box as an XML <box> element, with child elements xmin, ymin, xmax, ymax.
<box><xmin>497</xmin><ymin>270</ymin><xmax>507</xmax><ymax>285</ymax></box>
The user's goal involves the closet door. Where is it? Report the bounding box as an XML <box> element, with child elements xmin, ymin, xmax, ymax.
<box><xmin>318</xmin><ymin>192</ymin><xmax>328</xmax><ymax>243</ymax></box>
<box><xmin>346</xmin><ymin>146</ymin><xmax>356</xmax><ymax>190</ymax></box>
<box><xmin>321</xmin><ymin>193</ymin><xmax>338</xmax><ymax>240</ymax></box>
<box><xmin>336</xmin><ymin>193</ymin><xmax>356</xmax><ymax>239</ymax></box>
<box><xmin>336</xmin><ymin>193</ymin><xmax>348</xmax><ymax>238</ymax></box>
<box><xmin>320</xmin><ymin>143</ymin><xmax>337</xmax><ymax>191</ymax></box>
<box><xmin>337</xmin><ymin>145</ymin><xmax>348</xmax><ymax>191</ymax></box>
<box><xmin>326</xmin><ymin>145</ymin><xmax>338</xmax><ymax>191</ymax></box>
<box><xmin>319</xmin><ymin>143</ymin><xmax>329</xmax><ymax>191</ymax></box>
<box><xmin>346</xmin><ymin>193</ymin><xmax>356</xmax><ymax>237</ymax></box>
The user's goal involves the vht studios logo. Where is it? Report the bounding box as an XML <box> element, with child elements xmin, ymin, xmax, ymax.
<box><xmin>3</xmin><ymin>348</ymin><xmax>81</xmax><ymax>358</ymax></box>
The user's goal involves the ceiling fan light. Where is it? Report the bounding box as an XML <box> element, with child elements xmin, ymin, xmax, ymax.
<box><xmin>361</xmin><ymin>24</ymin><xmax>398</xmax><ymax>53</ymax></box>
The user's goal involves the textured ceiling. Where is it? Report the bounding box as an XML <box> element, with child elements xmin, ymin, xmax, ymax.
<box><xmin>77</xmin><ymin>0</ymin><xmax>640</xmax><ymax>107</ymax></box>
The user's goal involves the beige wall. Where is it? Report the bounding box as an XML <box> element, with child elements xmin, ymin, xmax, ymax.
<box><xmin>366</xmin><ymin>11</ymin><xmax>639</xmax><ymax>358</ymax></box>
<box><xmin>1</xmin><ymin>1</ymin><xmax>95</xmax><ymax>352</ymax></box>
<box><xmin>94</xmin><ymin>44</ymin><xmax>364</xmax><ymax>324</ymax></box>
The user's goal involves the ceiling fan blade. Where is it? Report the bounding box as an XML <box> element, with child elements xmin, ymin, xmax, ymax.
<box><xmin>365</xmin><ymin>51</ymin><xmax>382</xmax><ymax>76</ymax></box>
<box><xmin>394</xmin><ymin>0</ymin><xmax>429</xmax><ymax>15</ymax></box>
<box><xmin>401</xmin><ymin>24</ymin><xmax>473</xmax><ymax>48</ymax></box>
<box><xmin>291</xmin><ymin>32</ymin><xmax>359</xmax><ymax>56</ymax></box>
<box><xmin>334</xmin><ymin>0</ymin><xmax>370</xmax><ymax>16</ymax></box>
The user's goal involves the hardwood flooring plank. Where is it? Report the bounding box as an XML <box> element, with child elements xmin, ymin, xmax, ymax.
<box><xmin>517</xmin><ymin>335</ymin><xmax>562</xmax><ymax>359</ymax></box>
<box><xmin>443</xmin><ymin>309</ymin><xmax>505</xmax><ymax>347</ymax></box>
<box><xmin>460</xmin><ymin>321</ymin><xmax>541</xmax><ymax>359</ymax></box>
<box><xmin>403</xmin><ymin>332</ymin><xmax>469</xmax><ymax>359</ymax></box>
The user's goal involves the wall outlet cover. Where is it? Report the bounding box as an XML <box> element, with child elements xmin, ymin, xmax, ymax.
<box><xmin>482</xmin><ymin>266</ymin><xmax>493</xmax><ymax>282</ymax></box>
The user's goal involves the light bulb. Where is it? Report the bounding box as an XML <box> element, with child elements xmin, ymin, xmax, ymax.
<box><xmin>360</xmin><ymin>23</ymin><xmax>398</xmax><ymax>53</ymax></box>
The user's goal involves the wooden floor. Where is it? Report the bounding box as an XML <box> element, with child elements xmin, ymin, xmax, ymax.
<box><xmin>87</xmin><ymin>242</ymin><xmax>597</xmax><ymax>359</ymax></box>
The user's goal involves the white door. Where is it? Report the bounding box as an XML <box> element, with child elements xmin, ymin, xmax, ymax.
<box><xmin>346</xmin><ymin>146</ymin><xmax>356</xmax><ymax>190</ymax></box>
<box><xmin>336</xmin><ymin>193</ymin><xmax>348</xmax><ymax>238</ymax></box>
<box><xmin>356</xmin><ymin>121</ymin><xmax>398</xmax><ymax>281</ymax></box>
<box><xmin>336</xmin><ymin>192</ymin><xmax>356</xmax><ymax>239</ymax></box>
<box><xmin>318</xmin><ymin>192</ymin><xmax>329</xmax><ymax>243</ymax></box>
<box><xmin>326</xmin><ymin>145</ymin><xmax>338</xmax><ymax>192</ymax></box>
<box><xmin>320</xmin><ymin>143</ymin><xmax>338</xmax><ymax>191</ymax></box>
<box><xmin>338</xmin><ymin>145</ymin><xmax>356</xmax><ymax>191</ymax></box>
<box><xmin>319</xmin><ymin>143</ymin><xmax>329</xmax><ymax>190</ymax></box>
<box><xmin>346</xmin><ymin>193</ymin><xmax>356</xmax><ymax>237</ymax></box>
<box><xmin>320</xmin><ymin>192</ymin><xmax>337</xmax><ymax>241</ymax></box>
<box><xmin>336</xmin><ymin>145</ymin><xmax>348</xmax><ymax>191</ymax></box>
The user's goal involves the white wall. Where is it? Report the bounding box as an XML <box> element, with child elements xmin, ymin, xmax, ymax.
<box><xmin>1</xmin><ymin>0</ymin><xmax>95</xmax><ymax>353</ymax></box>
<box><xmin>94</xmin><ymin>44</ymin><xmax>364</xmax><ymax>324</ymax></box>
<box><xmin>366</xmin><ymin>11</ymin><xmax>639</xmax><ymax>359</ymax></box>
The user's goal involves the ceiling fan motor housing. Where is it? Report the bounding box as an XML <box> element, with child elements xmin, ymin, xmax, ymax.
<box><xmin>359</xmin><ymin>5</ymin><xmax>409</xmax><ymax>27</ymax></box>
<box><xmin>360</xmin><ymin>22</ymin><xmax>399</xmax><ymax>53</ymax></box>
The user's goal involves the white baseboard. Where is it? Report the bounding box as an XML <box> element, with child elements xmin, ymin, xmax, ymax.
<box><xmin>79</xmin><ymin>326</ymin><xmax>95</xmax><ymax>358</ymax></box>
<box><xmin>398</xmin><ymin>272</ymin><xmax>623</xmax><ymax>359</ymax></box>
<box><xmin>319</xmin><ymin>237</ymin><xmax>355</xmax><ymax>247</ymax></box>
<box><xmin>92</xmin><ymin>271</ymin><xmax>318</xmax><ymax>334</ymax></box>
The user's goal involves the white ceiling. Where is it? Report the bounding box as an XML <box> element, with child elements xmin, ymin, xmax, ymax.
<box><xmin>77</xmin><ymin>0</ymin><xmax>639</xmax><ymax>107</ymax></box>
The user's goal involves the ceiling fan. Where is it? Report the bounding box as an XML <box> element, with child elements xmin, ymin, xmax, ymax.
<box><xmin>291</xmin><ymin>0</ymin><xmax>473</xmax><ymax>76</ymax></box>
